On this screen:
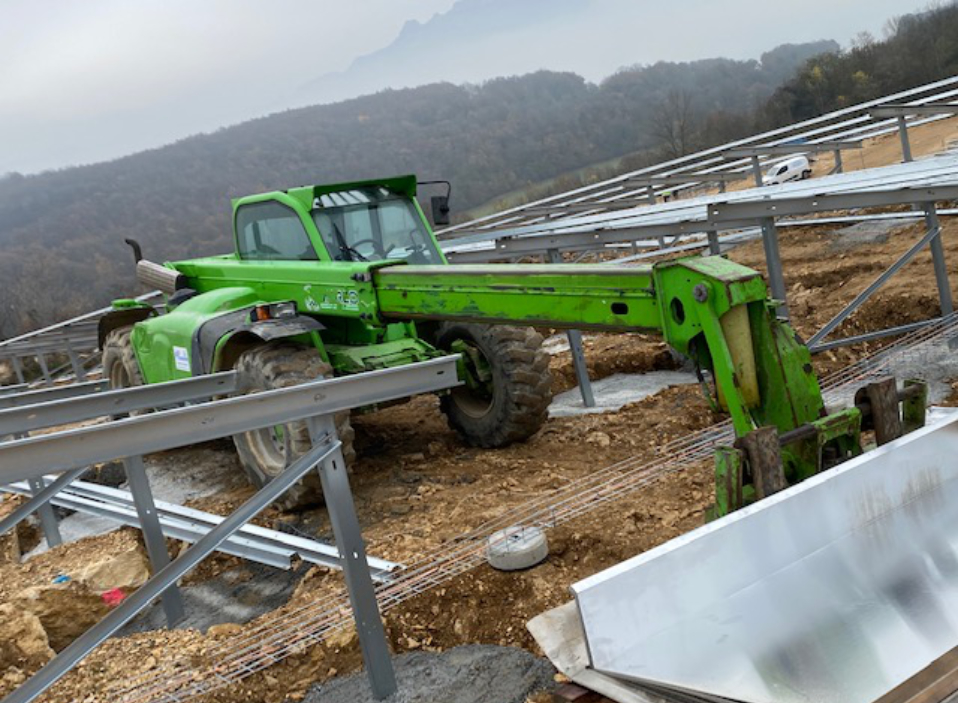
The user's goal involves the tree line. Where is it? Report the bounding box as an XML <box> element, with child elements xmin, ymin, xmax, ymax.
<box><xmin>1</xmin><ymin>2</ymin><xmax>952</xmax><ymax>337</ymax></box>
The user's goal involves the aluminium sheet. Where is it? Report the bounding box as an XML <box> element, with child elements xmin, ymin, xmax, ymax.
<box><xmin>572</xmin><ymin>412</ymin><xmax>958</xmax><ymax>703</ymax></box>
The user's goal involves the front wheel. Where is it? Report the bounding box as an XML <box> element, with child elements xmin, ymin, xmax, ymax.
<box><xmin>436</xmin><ymin>323</ymin><xmax>552</xmax><ymax>448</ymax></box>
<box><xmin>102</xmin><ymin>326</ymin><xmax>144</xmax><ymax>389</ymax></box>
<box><xmin>232</xmin><ymin>343</ymin><xmax>355</xmax><ymax>510</ymax></box>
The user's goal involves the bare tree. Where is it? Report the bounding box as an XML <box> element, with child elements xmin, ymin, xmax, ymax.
<box><xmin>649</xmin><ymin>90</ymin><xmax>698</xmax><ymax>159</ymax></box>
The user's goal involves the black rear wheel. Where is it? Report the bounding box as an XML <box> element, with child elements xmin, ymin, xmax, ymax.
<box><xmin>436</xmin><ymin>323</ymin><xmax>552</xmax><ymax>448</ymax></box>
<box><xmin>232</xmin><ymin>343</ymin><xmax>355</xmax><ymax>510</ymax></box>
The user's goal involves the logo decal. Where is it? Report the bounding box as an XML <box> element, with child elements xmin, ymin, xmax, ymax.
<box><xmin>173</xmin><ymin>346</ymin><xmax>190</xmax><ymax>372</ymax></box>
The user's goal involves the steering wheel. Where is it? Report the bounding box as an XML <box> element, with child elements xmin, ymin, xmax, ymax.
<box><xmin>350</xmin><ymin>238</ymin><xmax>385</xmax><ymax>259</ymax></box>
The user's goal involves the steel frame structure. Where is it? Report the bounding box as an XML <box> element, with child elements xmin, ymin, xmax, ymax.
<box><xmin>725</xmin><ymin>139</ymin><xmax>863</xmax><ymax>185</ymax></box>
<box><xmin>0</xmin><ymin>478</ymin><xmax>402</xmax><ymax>578</ymax></box>
<box><xmin>0</xmin><ymin>292</ymin><xmax>161</xmax><ymax>386</ymax></box>
<box><xmin>871</xmin><ymin>103</ymin><xmax>958</xmax><ymax>163</ymax></box>
<box><xmin>442</xmin><ymin>153</ymin><xmax>958</xmax><ymax>262</ymax></box>
<box><xmin>0</xmin><ymin>356</ymin><xmax>461</xmax><ymax>703</ymax></box>
<box><xmin>440</xmin><ymin>162</ymin><xmax>958</xmax><ymax>357</ymax></box>
<box><xmin>441</xmin><ymin>76</ymin><xmax>958</xmax><ymax>236</ymax></box>
<box><xmin>707</xmin><ymin>186</ymin><xmax>958</xmax><ymax>350</ymax></box>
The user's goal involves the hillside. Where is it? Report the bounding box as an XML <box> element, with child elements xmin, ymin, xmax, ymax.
<box><xmin>467</xmin><ymin>3</ymin><xmax>958</xmax><ymax>219</ymax></box>
<box><xmin>0</xmin><ymin>40</ymin><xmax>834</xmax><ymax>337</ymax></box>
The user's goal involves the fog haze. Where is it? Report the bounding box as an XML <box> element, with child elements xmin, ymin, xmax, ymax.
<box><xmin>0</xmin><ymin>0</ymin><xmax>932</xmax><ymax>174</ymax></box>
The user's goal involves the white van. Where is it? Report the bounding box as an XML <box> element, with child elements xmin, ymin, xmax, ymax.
<box><xmin>764</xmin><ymin>155</ymin><xmax>813</xmax><ymax>186</ymax></box>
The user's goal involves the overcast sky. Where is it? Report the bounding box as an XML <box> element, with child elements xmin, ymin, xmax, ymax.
<box><xmin>0</xmin><ymin>0</ymin><xmax>933</xmax><ymax>175</ymax></box>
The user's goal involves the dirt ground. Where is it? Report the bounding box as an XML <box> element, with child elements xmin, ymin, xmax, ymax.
<box><xmin>5</xmin><ymin>119</ymin><xmax>958</xmax><ymax>703</ymax></box>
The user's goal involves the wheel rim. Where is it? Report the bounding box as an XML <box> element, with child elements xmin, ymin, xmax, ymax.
<box><xmin>244</xmin><ymin>423</ymin><xmax>290</xmax><ymax>478</ymax></box>
<box><xmin>451</xmin><ymin>340</ymin><xmax>495</xmax><ymax>418</ymax></box>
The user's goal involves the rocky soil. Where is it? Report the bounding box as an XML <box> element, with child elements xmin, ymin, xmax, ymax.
<box><xmin>3</xmin><ymin>116</ymin><xmax>958</xmax><ymax>703</ymax></box>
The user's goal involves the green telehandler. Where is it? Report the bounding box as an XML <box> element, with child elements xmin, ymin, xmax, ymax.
<box><xmin>100</xmin><ymin>174</ymin><xmax>914</xmax><ymax>511</ymax></box>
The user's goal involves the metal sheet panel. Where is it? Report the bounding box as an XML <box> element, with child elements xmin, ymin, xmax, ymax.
<box><xmin>572</xmin><ymin>414</ymin><xmax>958</xmax><ymax>703</ymax></box>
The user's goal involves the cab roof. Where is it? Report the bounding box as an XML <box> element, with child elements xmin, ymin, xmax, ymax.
<box><xmin>231</xmin><ymin>175</ymin><xmax>418</xmax><ymax>212</ymax></box>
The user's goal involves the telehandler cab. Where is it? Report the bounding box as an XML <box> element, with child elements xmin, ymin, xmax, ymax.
<box><xmin>101</xmin><ymin>175</ymin><xmax>920</xmax><ymax>511</ymax></box>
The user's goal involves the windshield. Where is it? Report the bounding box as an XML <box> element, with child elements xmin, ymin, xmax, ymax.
<box><xmin>311</xmin><ymin>187</ymin><xmax>442</xmax><ymax>265</ymax></box>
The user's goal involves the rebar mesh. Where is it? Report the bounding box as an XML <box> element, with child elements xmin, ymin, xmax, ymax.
<box><xmin>104</xmin><ymin>314</ymin><xmax>958</xmax><ymax>703</ymax></box>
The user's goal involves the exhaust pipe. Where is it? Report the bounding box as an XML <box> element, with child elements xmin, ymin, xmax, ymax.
<box><xmin>124</xmin><ymin>238</ymin><xmax>184</xmax><ymax>294</ymax></box>
<box><xmin>136</xmin><ymin>260</ymin><xmax>185</xmax><ymax>295</ymax></box>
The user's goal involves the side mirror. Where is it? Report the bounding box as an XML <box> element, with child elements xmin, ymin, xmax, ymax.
<box><xmin>431</xmin><ymin>195</ymin><xmax>450</xmax><ymax>226</ymax></box>
<box><xmin>419</xmin><ymin>179</ymin><xmax>452</xmax><ymax>227</ymax></box>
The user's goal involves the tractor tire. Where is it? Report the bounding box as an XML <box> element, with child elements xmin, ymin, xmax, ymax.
<box><xmin>232</xmin><ymin>343</ymin><xmax>356</xmax><ymax>511</ymax></box>
<box><xmin>102</xmin><ymin>326</ymin><xmax>144</xmax><ymax>390</ymax></box>
<box><xmin>436</xmin><ymin>323</ymin><xmax>552</xmax><ymax>448</ymax></box>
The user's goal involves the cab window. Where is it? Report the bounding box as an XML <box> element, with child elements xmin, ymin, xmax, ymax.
<box><xmin>311</xmin><ymin>187</ymin><xmax>442</xmax><ymax>265</ymax></box>
<box><xmin>235</xmin><ymin>202</ymin><xmax>318</xmax><ymax>261</ymax></box>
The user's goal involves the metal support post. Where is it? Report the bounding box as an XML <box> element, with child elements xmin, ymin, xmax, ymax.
<box><xmin>0</xmin><ymin>468</ymin><xmax>86</xmax><ymax>537</ymax></box>
<box><xmin>565</xmin><ymin>330</ymin><xmax>595</xmax><ymax>408</ymax></box>
<box><xmin>2</xmin><ymin>440</ymin><xmax>340</xmax><ymax>703</ymax></box>
<box><xmin>706</xmin><ymin>230</ymin><xmax>721</xmax><ymax>256</ymax></box>
<box><xmin>719</xmin><ymin>182</ymin><xmax>727</xmax><ymax>194</ymax></box>
<box><xmin>308</xmin><ymin>415</ymin><xmax>397</xmax><ymax>700</ymax></box>
<box><xmin>646</xmin><ymin>187</ymin><xmax>656</xmax><ymax>205</ymax></box>
<box><xmin>65</xmin><ymin>340</ymin><xmax>86</xmax><ymax>381</ymax></box>
<box><xmin>11</xmin><ymin>357</ymin><xmax>25</xmax><ymax>384</ymax></box>
<box><xmin>9</xmin><ymin>427</ymin><xmax>64</xmax><ymax>548</ymax></box>
<box><xmin>751</xmin><ymin>156</ymin><xmax>763</xmax><ymax>187</ymax></box>
<box><xmin>27</xmin><ymin>477</ymin><xmax>62</xmax><ymax>548</ymax></box>
<box><xmin>924</xmin><ymin>203</ymin><xmax>953</xmax><ymax>316</ymax></box>
<box><xmin>833</xmin><ymin>149</ymin><xmax>844</xmax><ymax>174</ymax></box>
<box><xmin>760</xmin><ymin>218</ymin><xmax>788</xmax><ymax>318</ymax></box>
<box><xmin>897</xmin><ymin>115</ymin><xmax>914</xmax><ymax>163</ymax></box>
<box><xmin>548</xmin><ymin>249</ymin><xmax>595</xmax><ymax>407</ymax></box>
<box><xmin>36</xmin><ymin>354</ymin><xmax>51</xmax><ymax>385</ymax></box>
<box><xmin>123</xmin><ymin>455</ymin><xmax>184</xmax><ymax>626</ymax></box>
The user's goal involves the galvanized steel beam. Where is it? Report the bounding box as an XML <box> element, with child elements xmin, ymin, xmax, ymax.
<box><xmin>807</xmin><ymin>223</ymin><xmax>949</xmax><ymax>347</ymax></box>
<box><xmin>707</xmin><ymin>185</ymin><xmax>958</xmax><ymax>227</ymax></box>
<box><xmin>0</xmin><ymin>468</ymin><xmax>87</xmax><ymax>538</ymax></box>
<box><xmin>0</xmin><ymin>380</ymin><xmax>107</xmax><ymax>411</ymax></box>
<box><xmin>446</xmin><ymin>220</ymin><xmax>711</xmax><ymax>263</ymax></box>
<box><xmin>1</xmin><ymin>439</ymin><xmax>341</xmax><ymax>703</ymax></box>
<box><xmin>549</xmin><ymin>249</ymin><xmax>595</xmax><ymax>408</ymax></box>
<box><xmin>870</xmin><ymin>103</ymin><xmax>958</xmax><ymax>117</ymax></box>
<box><xmin>0</xmin><ymin>356</ymin><xmax>459</xmax><ymax>482</ymax></box>
<box><xmin>725</xmin><ymin>140</ymin><xmax>863</xmax><ymax>158</ymax></box>
<box><xmin>623</xmin><ymin>173</ymin><xmax>749</xmax><ymax>186</ymax></box>
<box><xmin>0</xmin><ymin>371</ymin><xmax>239</xmax><ymax>435</ymax></box>
<box><xmin>308</xmin><ymin>414</ymin><xmax>397</xmax><ymax>699</ymax></box>
<box><xmin>1</xmin><ymin>478</ymin><xmax>401</xmax><ymax>579</ymax></box>
<box><xmin>124</xmin><ymin>454</ymin><xmax>184</xmax><ymax>626</ymax></box>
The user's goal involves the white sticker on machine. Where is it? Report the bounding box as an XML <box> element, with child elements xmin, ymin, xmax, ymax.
<box><xmin>173</xmin><ymin>346</ymin><xmax>191</xmax><ymax>372</ymax></box>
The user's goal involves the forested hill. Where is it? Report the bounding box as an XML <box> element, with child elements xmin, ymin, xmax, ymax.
<box><xmin>0</xmin><ymin>38</ymin><xmax>850</xmax><ymax>336</ymax></box>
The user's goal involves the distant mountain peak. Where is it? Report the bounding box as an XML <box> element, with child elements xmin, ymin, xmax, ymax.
<box><xmin>298</xmin><ymin>0</ymin><xmax>591</xmax><ymax>106</ymax></box>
